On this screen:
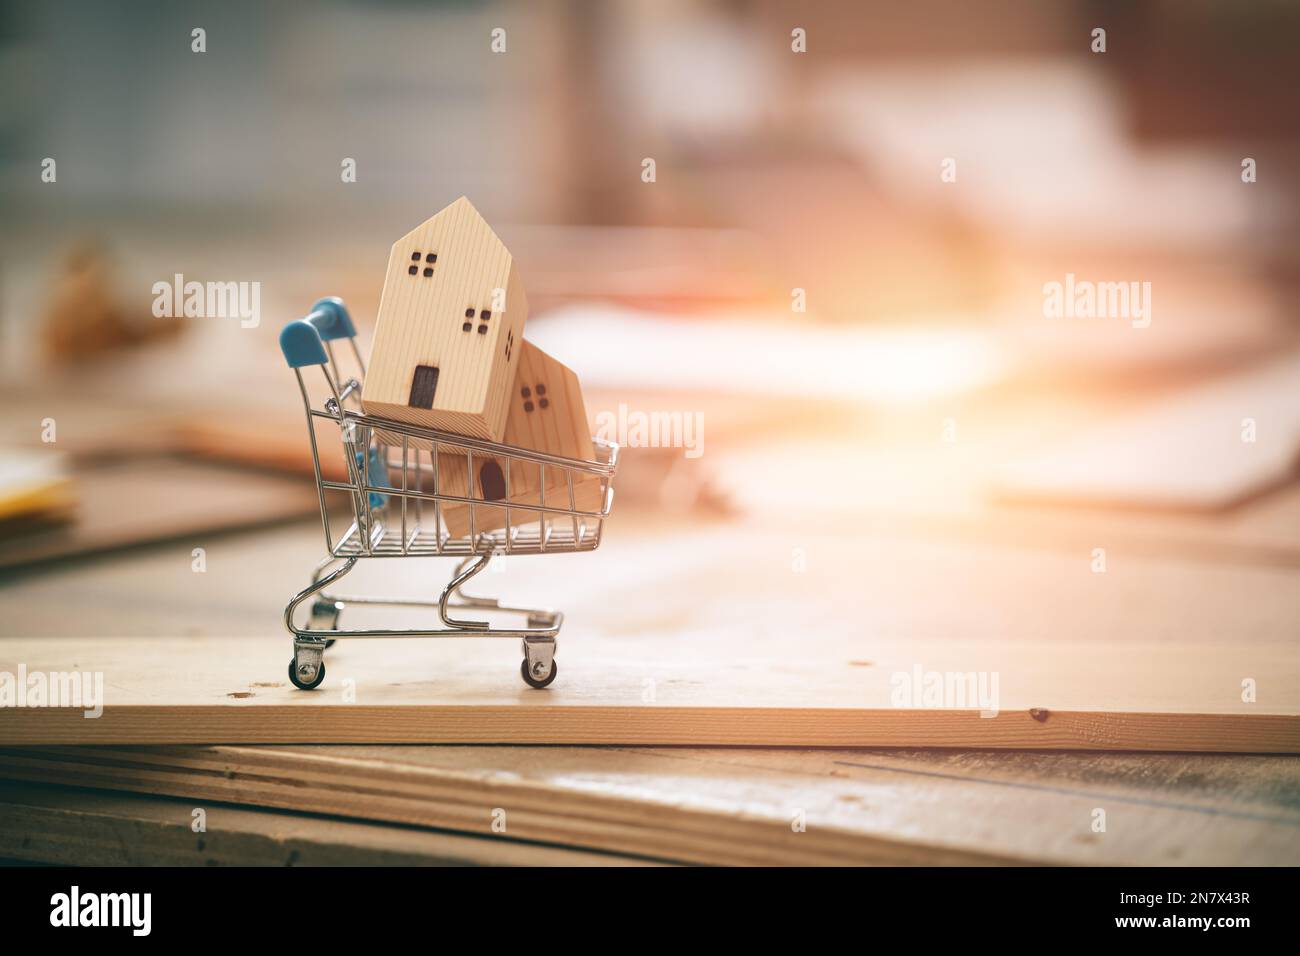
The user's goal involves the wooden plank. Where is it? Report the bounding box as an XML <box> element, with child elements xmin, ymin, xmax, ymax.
<box><xmin>2</xmin><ymin>521</ymin><xmax>1298</xmax><ymax>750</ymax></box>
<box><xmin>0</xmin><ymin>631</ymin><xmax>1294</xmax><ymax>748</ymax></box>
<box><xmin>0</xmin><ymin>779</ymin><xmax>645</xmax><ymax>866</ymax></box>
<box><xmin>3</xmin><ymin>745</ymin><xmax>1296</xmax><ymax>865</ymax></box>
<box><xmin>0</xmin><ymin>456</ymin><xmax>317</xmax><ymax>572</ymax></box>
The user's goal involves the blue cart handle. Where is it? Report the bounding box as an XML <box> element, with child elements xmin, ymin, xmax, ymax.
<box><xmin>279</xmin><ymin>297</ymin><xmax>357</xmax><ymax>368</ymax></box>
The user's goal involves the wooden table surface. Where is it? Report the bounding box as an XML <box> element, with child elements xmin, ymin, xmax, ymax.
<box><xmin>2</xmin><ymin>494</ymin><xmax>1298</xmax><ymax>865</ymax></box>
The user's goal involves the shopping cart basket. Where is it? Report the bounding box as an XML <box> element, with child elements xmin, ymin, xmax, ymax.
<box><xmin>278</xmin><ymin>297</ymin><xmax>618</xmax><ymax>690</ymax></box>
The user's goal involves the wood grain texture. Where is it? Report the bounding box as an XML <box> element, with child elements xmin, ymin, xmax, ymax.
<box><xmin>361</xmin><ymin>197</ymin><xmax>527</xmax><ymax>441</ymax></box>
<box><xmin>3</xmin><ymin>746</ymin><xmax>1296</xmax><ymax>865</ymax></box>
<box><xmin>502</xmin><ymin>340</ymin><xmax>594</xmax><ymax>462</ymax></box>
<box><xmin>0</xmin><ymin>631</ymin><xmax>1294</xmax><ymax>749</ymax></box>
<box><xmin>2</xmin><ymin>520</ymin><xmax>1298</xmax><ymax>750</ymax></box>
<box><xmin>0</xmin><ymin>780</ymin><xmax>640</xmax><ymax>866</ymax></box>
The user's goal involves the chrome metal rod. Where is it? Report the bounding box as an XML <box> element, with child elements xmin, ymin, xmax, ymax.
<box><xmin>439</xmin><ymin>554</ymin><xmax>492</xmax><ymax>629</ymax></box>
<box><xmin>284</xmin><ymin>556</ymin><xmax>358</xmax><ymax>639</ymax></box>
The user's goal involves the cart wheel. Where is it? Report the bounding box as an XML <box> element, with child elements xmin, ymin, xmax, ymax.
<box><xmin>288</xmin><ymin>658</ymin><xmax>326</xmax><ymax>690</ymax></box>
<box><xmin>521</xmin><ymin>658</ymin><xmax>557</xmax><ymax>689</ymax></box>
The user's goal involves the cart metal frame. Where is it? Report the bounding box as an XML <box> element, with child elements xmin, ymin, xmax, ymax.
<box><xmin>278</xmin><ymin>297</ymin><xmax>618</xmax><ymax>690</ymax></box>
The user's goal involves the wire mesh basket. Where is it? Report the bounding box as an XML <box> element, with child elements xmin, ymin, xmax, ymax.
<box><xmin>277</xmin><ymin>297</ymin><xmax>618</xmax><ymax>690</ymax></box>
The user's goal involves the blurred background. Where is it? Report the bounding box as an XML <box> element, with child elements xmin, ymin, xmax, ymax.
<box><xmin>3</xmin><ymin>0</ymin><xmax>1300</xmax><ymax>576</ymax></box>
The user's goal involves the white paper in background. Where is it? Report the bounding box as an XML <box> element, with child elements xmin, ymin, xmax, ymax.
<box><xmin>527</xmin><ymin>304</ymin><xmax>1010</xmax><ymax>405</ymax></box>
<box><xmin>994</xmin><ymin>353</ymin><xmax>1300</xmax><ymax>511</ymax></box>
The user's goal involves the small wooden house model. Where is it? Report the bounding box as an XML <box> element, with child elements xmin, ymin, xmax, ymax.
<box><xmin>360</xmin><ymin>197</ymin><xmax>527</xmax><ymax>442</ymax></box>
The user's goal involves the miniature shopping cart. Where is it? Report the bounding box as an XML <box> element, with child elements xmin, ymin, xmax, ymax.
<box><xmin>278</xmin><ymin>297</ymin><xmax>617</xmax><ymax>690</ymax></box>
